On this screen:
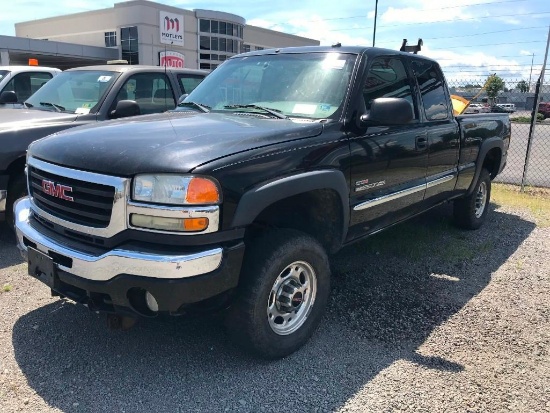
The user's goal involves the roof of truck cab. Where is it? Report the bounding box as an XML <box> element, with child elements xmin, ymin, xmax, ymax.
<box><xmin>233</xmin><ymin>45</ymin><xmax>439</xmax><ymax>63</ymax></box>
<box><xmin>0</xmin><ymin>66</ymin><xmax>61</xmax><ymax>73</ymax></box>
<box><xmin>64</xmin><ymin>65</ymin><xmax>209</xmax><ymax>75</ymax></box>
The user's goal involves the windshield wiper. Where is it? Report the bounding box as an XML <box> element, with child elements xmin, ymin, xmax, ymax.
<box><xmin>23</xmin><ymin>101</ymin><xmax>33</xmax><ymax>108</ymax></box>
<box><xmin>39</xmin><ymin>102</ymin><xmax>66</xmax><ymax>112</ymax></box>
<box><xmin>177</xmin><ymin>101</ymin><xmax>210</xmax><ymax>113</ymax></box>
<box><xmin>223</xmin><ymin>104</ymin><xmax>288</xmax><ymax>119</ymax></box>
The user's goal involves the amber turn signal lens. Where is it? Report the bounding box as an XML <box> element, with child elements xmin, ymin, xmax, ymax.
<box><xmin>183</xmin><ymin>217</ymin><xmax>209</xmax><ymax>231</ymax></box>
<box><xmin>186</xmin><ymin>177</ymin><xmax>220</xmax><ymax>204</ymax></box>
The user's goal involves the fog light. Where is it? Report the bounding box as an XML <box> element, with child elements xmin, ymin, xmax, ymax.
<box><xmin>130</xmin><ymin>214</ymin><xmax>208</xmax><ymax>232</ymax></box>
<box><xmin>145</xmin><ymin>291</ymin><xmax>159</xmax><ymax>312</ymax></box>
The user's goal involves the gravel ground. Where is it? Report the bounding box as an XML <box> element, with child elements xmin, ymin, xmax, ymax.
<box><xmin>0</xmin><ymin>201</ymin><xmax>549</xmax><ymax>412</ymax></box>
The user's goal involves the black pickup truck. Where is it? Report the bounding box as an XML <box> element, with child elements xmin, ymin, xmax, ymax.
<box><xmin>14</xmin><ymin>45</ymin><xmax>509</xmax><ymax>359</ymax></box>
<box><xmin>0</xmin><ymin>65</ymin><xmax>207</xmax><ymax>224</ymax></box>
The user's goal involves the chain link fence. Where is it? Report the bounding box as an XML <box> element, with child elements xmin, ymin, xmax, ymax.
<box><xmin>447</xmin><ymin>78</ymin><xmax>550</xmax><ymax>189</ymax></box>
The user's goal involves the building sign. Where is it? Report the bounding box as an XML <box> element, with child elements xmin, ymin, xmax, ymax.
<box><xmin>160</xmin><ymin>11</ymin><xmax>184</xmax><ymax>46</ymax></box>
<box><xmin>159</xmin><ymin>51</ymin><xmax>185</xmax><ymax>68</ymax></box>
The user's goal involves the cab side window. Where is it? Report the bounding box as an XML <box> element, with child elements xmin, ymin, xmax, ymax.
<box><xmin>3</xmin><ymin>72</ymin><xmax>54</xmax><ymax>103</ymax></box>
<box><xmin>362</xmin><ymin>57</ymin><xmax>416</xmax><ymax>119</ymax></box>
<box><xmin>115</xmin><ymin>73</ymin><xmax>176</xmax><ymax>114</ymax></box>
<box><xmin>412</xmin><ymin>60</ymin><xmax>449</xmax><ymax>121</ymax></box>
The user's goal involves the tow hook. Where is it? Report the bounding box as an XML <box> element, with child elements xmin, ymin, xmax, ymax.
<box><xmin>106</xmin><ymin>314</ymin><xmax>138</xmax><ymax>331</ymax></box>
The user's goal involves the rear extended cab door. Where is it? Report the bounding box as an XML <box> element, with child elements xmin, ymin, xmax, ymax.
<box><xmin>346</xmin><ymin>54</ymin><xmax>428</xmax><ymax>241</ymax></box>
<box><xmin>410</xmin><ymin>58</ymin><xmax>460</xmax><ymax>206</ymax></box>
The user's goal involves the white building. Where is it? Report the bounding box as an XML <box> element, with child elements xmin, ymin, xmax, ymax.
<box><xmin>9</xmin><ymin>0</ymin><xmax>319</xmax><ymax>70</ymax></box>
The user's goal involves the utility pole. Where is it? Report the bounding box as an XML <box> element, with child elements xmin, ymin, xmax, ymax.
<box><xmin>373</xmin><ymin>0</ymin><xmax>379</xmax><ymax>47</ymax></box>
<box><xmin>528</xmin><ymin>52</ymin><xmax>535</xmax><ymax>92</ymax></box>
<box><xmin>521</xmin><ymin>26</ymin><xmax>550</xmax><ymax>191</ymax></box>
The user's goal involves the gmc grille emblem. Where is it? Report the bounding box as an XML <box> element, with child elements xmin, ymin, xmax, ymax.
<box><xmin>41</xmin><ymin>180</ymin><xmax>74</xmax><ymax>202</ymax></box>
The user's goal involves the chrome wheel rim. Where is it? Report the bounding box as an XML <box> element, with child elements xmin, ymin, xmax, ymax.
<box><xmin>267</xmin><ymin>261</ymin><xmax>317</xmax><ymax>336</ymax></box>
<box><xmin>474</xmin><ymin>181</ymin><xmax>488</xmax><ymax>218</ymax></box>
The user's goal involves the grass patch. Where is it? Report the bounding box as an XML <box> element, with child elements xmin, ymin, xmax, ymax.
<box><xmin>492</xmin><ymin>183</ymin><xmax>550</xmax><ymax>227</ymax></box>
<box><xmin>510</xmin><ymin>114</ymin><xmax>544</xmax><ymax>123</ymax></box>
<box><xmin>2</xmin><ymin>284</ymin><xmax>13</xmax><ymax>292</ymax></box>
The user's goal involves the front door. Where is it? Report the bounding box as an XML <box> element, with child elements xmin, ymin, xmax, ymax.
<box><xmin>347</xmin><ymin>55</ymin><xmax>428</xmax><ymax>241</ymax></box>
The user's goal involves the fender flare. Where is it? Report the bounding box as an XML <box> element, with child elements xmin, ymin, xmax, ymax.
<box><xmin>231</xmin><ymin>169</ymin><xmax>350</xmax><ymax>244</ymax></box>
<box><xmin>467</xmin><ymin>137</ymin><xmax>503</xmax><ymax>195</ymax></box>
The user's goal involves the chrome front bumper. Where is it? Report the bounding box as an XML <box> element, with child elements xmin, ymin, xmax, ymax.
<box><xmin>14</xmin><ymin>197</ymin><xmax>223</xmax><ymax>282</ymax></box>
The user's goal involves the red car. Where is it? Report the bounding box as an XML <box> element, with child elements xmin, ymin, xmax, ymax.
<box><xmin>538</xmin><ymin>102</ymin><xmax>550</xmax><ymax>119</ymax></box>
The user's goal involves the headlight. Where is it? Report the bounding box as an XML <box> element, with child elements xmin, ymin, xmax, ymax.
<box><xmin>133</xmin><ymin>175</ymin><xmax>220</xmax><ymax>205</ymax></box>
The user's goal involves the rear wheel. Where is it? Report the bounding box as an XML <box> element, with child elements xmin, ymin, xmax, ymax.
<box><xmin>453</xmin><ymin>168</ymin><xmax>491</xmax><ymax>230</ymax></box>
<box><xmin>225</xmin><ymin>229</ymin><xmax>330</xmax><ymax>359</ymax></box>
<box><xmin>6</xmin><ymin>173</ymin><xmax>27</xmax><ymax>230</ymax></box>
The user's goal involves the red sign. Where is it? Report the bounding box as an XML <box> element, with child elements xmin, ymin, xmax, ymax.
<box><xmin>159</xmin><ymin>51</ymin><xmax>185</xmax><ymax>68</ymax></box>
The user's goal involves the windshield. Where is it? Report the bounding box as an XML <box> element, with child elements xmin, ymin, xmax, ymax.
<box><xmin>25</xmin><ymin>70</ymin><xmax>119</xmax><ymax>113</ymax></box>
<box><xmin>178</xmin><ymin>52</ymin><xmax>357</xmax><ymax>120</ymax></box>
<box><xmin>0</xmin><ymin>70</ymin><xmax>9</xmax><ymax>82</ymax></box>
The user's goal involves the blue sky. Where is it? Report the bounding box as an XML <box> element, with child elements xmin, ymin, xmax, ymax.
<box><xmin>0</xmin><ymin>0</ymin><xmax>548</xmax><ymax>83</ymax></box>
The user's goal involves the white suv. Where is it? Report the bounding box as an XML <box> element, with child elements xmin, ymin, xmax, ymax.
<box><xmin>496</xmin><ymin>103</ymin><xmax>516</xmax><ymax>113</ymax></box>
<box><xmin>0</xmin><ymin>66</ymin><xmax>61</xmax><ymax>105</ymax></box>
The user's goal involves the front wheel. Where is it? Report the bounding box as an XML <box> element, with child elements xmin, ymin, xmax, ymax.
<box><xmin>453</xmin><ymin>168</ymin><xmax>491</xmax><ymax>230</ymax></box>
<box><xmin>6</xmin><ymin>174</ymin><xmax>27</xmax><ymax>231</ymax></box>
<box><xmin>225</xmin><ymin>229</ymin><xmax>331</xmax><ymax>359</ymax></box>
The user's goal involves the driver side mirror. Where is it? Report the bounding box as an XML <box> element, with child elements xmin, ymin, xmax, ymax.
<box><xmin>0</xmin><ymin>91</ymin><xmax>18</xmax><ymax>104</ymax></box>
<box><xmin>360</xmin><ymin>97</ymin><xmax>414</xmax><ymax>125</ymax></box>
<box><xmin>177</xmin><ymin>94</ymin><xmax>189</xmax><ymax>105</ymax></box>
<box><xmin>110</xmin><ymin>100</ymin><xmax>140</xmax><ymax>119</ymax></box>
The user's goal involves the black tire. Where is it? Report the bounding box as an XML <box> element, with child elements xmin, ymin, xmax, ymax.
<box><xmin>225</xmin><ymin>229</ymin><xmax>331</xmax><ymax>359</ymax></box>
<box><xmin>453</xmin><ymin>168</ymin><xmax>491</xmax><ymax>230</ymax></box>
<box><xmin>6</xmin><ymin>173</ymin><xmax>27</xmax><ymax>230</ymax></box>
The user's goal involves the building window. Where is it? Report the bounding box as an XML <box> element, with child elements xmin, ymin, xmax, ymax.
<box><xmin>199</xmin><ymin>19</ymin><xmax>210</xmax><ymax>33</ymax></box>
<box><xmin>242</xmin><ymin>44</ymin><xmax>251</xmax><ymax>53</ymax></box>
<box><xmin>198</xmin><ymin>20</ymin><xmax>243</xmax><ymax>67</ymax></box>
<box><xmin>121</xmin><ymin>26</ymin><xmax>139</xmax><ymax>64</ymax></box>
<box><xmin>255</xmin><ymin>46</ymin><xmax>264</xmax><ymax>51</ymax></box>
<box><xmin>104</xmin><ymin>31</ymin><xmax>117</xmax><ymax>47</ymax></box>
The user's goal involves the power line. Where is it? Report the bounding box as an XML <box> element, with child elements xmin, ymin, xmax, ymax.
<box><xmin>287</xmin><ymin>0</ymin><xmax>529</xmax><ymax>24</ymax></box>
<box><xmin>312</xmin><ymin>11</ymin><xmax>550</xmax><ymax>33</ymax></box>
<box><xmin>422</xmin><ymin>25</ymin><xmax>548</xmax><ymax>41</ymax></box>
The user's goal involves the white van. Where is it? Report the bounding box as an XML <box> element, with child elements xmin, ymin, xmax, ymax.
<box><xmin>496</xmin><ymin>103</ymin><xmax>516</xmax><ymax>113</ymax></box>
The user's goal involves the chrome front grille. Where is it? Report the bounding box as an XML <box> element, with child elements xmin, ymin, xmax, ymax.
<box><xmin>29</xmin><ymin>166</ymin><xmax>115</xmax><ymax>228</ymax></box>
<box><xmin>27</xmin><ymin>157</ymin><xmax>130</xmax><ymax>238</ymax></box>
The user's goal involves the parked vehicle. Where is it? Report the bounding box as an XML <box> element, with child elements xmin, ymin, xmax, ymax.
<box><xmin>14</xmin><ymin>46</ymin><xmax>510</xmax><ymax>359</ymax></box>
<box><xmin>0</xmin><ymin>65</ymin><xmax>208</xmax><ymax>224</ymax></box>
<box><xmin>0</xmin><ymin>66</ymin><xmax>61</xmax><ymax>107</ymax></box>
<box><xmin>538</xmin><ymin>102</ymin><xmax>550</xmax><ymax>119</ymax></box>
<box><xmin>464</xmin><ymin>103</ymin><xmax>490</xmax><ymax>114</ymax></box>
<box><xmin>496</xmin><ymin>103</ymin><xmax>516</xmax><ymax>113</ymax></box>
<box><xmin>490</xmin><ymin>105</ymin><xmax>509</xmax><ymax>113</ymax></box>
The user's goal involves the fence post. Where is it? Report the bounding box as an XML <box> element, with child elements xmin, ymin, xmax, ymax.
<box><xmin>521</xmin><ymin>26</ymin><xmax>550</xmax><ymax>191</ymax></box>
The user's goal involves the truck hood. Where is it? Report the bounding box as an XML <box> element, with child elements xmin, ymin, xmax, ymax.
<box><xmin>0</xmin><ymin>108</ymin><xmax>78</xmax><ymax>132</ymax></box>
<box><xmin>29</xmin><ymin>112</ymin><xmax>324</xmax><ymax>176</ymax></box>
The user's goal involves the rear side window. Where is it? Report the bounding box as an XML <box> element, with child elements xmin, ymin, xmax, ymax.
<box><xmin>412</xmin><ymin>60</ymin><xmax>449</xmax><ymax>121</ymax></box>
<box><xmin>177</xmin><ymin>74</ymin><xmax>205</xmax><ymax>95</ymax></box>
<box><xmin>362</xmin><ymin>56</ymin><xmax>416</xmax><ymax>119</ymax></box>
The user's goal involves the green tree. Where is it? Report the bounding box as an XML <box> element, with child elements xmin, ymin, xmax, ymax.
<box><xmin>516</xmin><ymin>80</ymin><xmax>529</xmax><ymax>93</ymax></box>
<box><xmin>485</xmin><ymin>74</ymin><xmax>505</xmax><ymax>104</ymax></box>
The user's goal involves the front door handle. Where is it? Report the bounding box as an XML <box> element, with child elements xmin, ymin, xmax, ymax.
<box><xmin>416</xmin><ymin>136</ymin><xmax>427</xmax><ymax>150</ymax></box>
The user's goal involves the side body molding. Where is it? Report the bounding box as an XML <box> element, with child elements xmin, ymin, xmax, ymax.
<box><xmin>231</xmin><ymin>169</ymin><xmax>350</xmax><ymax>243</ymax></box>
